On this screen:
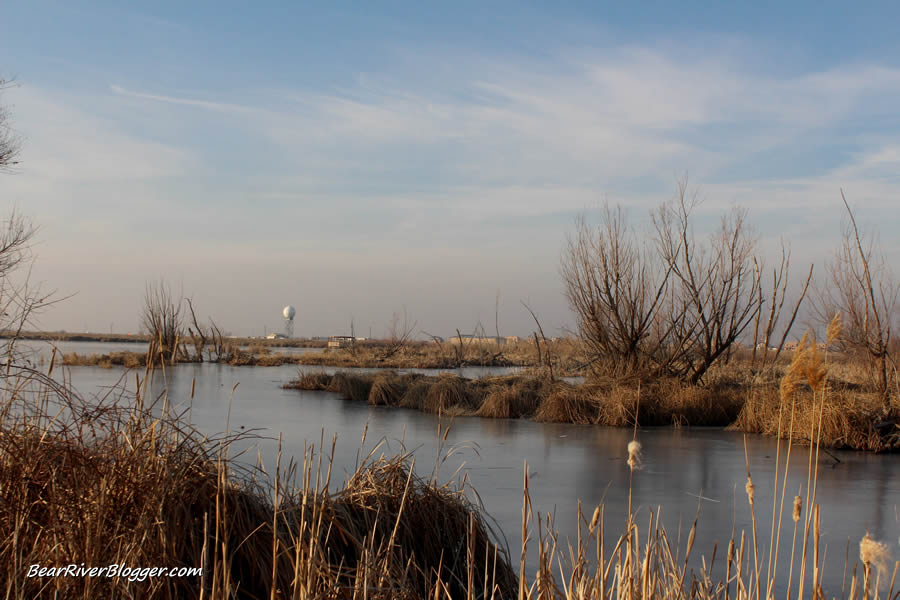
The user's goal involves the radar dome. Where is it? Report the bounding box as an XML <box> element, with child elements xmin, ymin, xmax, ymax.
<box><xmin>283</xmin><ymin>305</ymin><xmax>296</xmax><ymax>320</ymax></box>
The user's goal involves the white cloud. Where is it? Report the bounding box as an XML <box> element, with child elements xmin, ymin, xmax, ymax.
<box><xmin>5</xmin><ymin>42</ymin><xmax>900</xmax><ymax>335</ymax></box>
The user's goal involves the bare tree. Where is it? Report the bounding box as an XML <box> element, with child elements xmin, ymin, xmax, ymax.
<box><xmin>653</xmin><ymin>181</ymin><xmax>763</xmax><ymax>383</ymax></box>
<box><xmin>750</xmin><ymin>246</ymin><xmax>814</xmax><ymax>369</ymax></box>
<box><xmin>142</xmin><ymin>280</ymin><xmax>183</xmax><ymax>362</ymax></box>
<box><xmin>0</xmin><ymin>78</ymin><xmax>20</xmax><ymax>172</ymax></box>
<box><xmin>379</xmin><ymin>308</ymin><xmax>416</xmax><ymax>360</ymax></box>
<box><xmin>522</xmin><ymin>301</ymin><xmax>554</xmax><ymax>381</ymax></box>
<box><xmin>0</xmin><ymin>89</ymin><xmax>55</xmax><ymax>360</ymax></box>
<box><xmin>816</xmin><ymin>192</ymin><xmax>897</xmax><ymax>411</ymax></box>
<box><xmin>561</xmin><ymin>206</ymin><xmax>671</xmax><ymax>376</ymax></box>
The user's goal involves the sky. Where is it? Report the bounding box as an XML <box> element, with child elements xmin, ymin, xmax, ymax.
<box><xmin>1</xmin><ymin>1</ymin><xmax>899</xmax><ymax>338</ymax></box>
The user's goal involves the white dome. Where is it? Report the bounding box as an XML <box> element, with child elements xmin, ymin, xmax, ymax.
<box><xmin>283</xmin><ymin>305</ymin><xmax>296</xmax><ymax>320</ymax></box>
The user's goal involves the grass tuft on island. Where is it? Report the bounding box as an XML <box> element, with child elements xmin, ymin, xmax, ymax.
<box><xmin>286</xmin><ymin>371</ymin><xmax>746</xmax><ymax>427</ymax></box>
<box><xmin>286</xmin><ymin>364</ymin><xmax>900</xmax><ymax>452</ymax></box>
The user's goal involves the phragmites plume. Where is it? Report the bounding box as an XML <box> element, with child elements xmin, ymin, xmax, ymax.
<box><xmin>802</xmin><ymin>334</ymin><xmax>827</xmax><ymax>391</ymax></box>
<box><xmin>745</xmin><ymin>476</ymin><xmax>755</xmax><ymax>505</ymax></box>
<box><xmin>780</xmin><ymin>330</ymin><xmax>829</xmax><ymax>396</ymax></box>
<box><xmin>626</xmin><ymin>440</ymin><xmax>642</xmax><ymax>471</ymax></box>
<box><xmin>860</xmin><ymin>533</ymin><xmax>891</xmax><ymax>575</ymax></box>
<box><xmin>826</xmin><ymin>312</ymin><xmax>843</xmax><ymax>345</ymax></box>
<box><xmin>792</xmin><ymin>495</ymin><xmax>802</xmax><ymax>523</ymax></box>
<box><xmin>780</xmin><ymin>333</ymin><xmax>809</xmax><ymax>403</ymax></box>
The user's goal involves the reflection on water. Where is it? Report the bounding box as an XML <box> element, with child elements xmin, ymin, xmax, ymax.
<box><xmin>28</xmin><ymin>344</ymin><xmax>900</xmax><ymax>594</ymax></box>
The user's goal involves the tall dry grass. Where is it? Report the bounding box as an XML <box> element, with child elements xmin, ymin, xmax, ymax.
<box><xmin>1</xmin><ymin>352</ymin><xmax>517</xmax><ymax>599</ymax></box>
<box><xmin>288</xmin><ymin>371</ymin><xmax>746</xmax><ymax>429</ymax></box>
<box><xmin>733</xmin><ymin>321</ymin><xmax>899</xmax><ymax>452</ymax></box>
<box><xmin>5</xmin><ymin>334</ymin><xmax>898</xmax><ymax>599</ymax></box>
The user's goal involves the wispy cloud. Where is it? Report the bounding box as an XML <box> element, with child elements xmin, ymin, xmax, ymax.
<box><xmin>110</xmin><ymin>84</ymin><xmax>259</xmax><ymax>115</ymax></box>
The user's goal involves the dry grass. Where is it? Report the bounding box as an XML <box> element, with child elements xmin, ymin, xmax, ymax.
<box><xmin>423</xmin><ymin>374</ymin><xmax>479</xmax><ymax>415</ymax></box>
<box><xmin>732</xmin><ymin>385</ymin><xmax>898</xmax><ymax>451</ymax></box>
<box><xmin>284</xmin><ymin>367</ymin><xmax>894</xmax><ymax>452</ymax></box>
<box><xmin>731</xmin><ymin>331</ymin><xmax>899</xmax><ymax>452</ymax></box>
<box><xmin>1</xmin><ymin>362</ymin><xmax>517</xmax><ymax>599</ymax></box>
<box><xmin>477</xmin><ymin>377</ymin><xmax>548</xmax><ymax>419</ymax></box>
<box><xmin>62</xmin><ymin>350</ymin><xmax>148</xmax><ymax>368</ymax></box>
<box><xmin>291</xmin><ymin>338</ymin><xmax>589</xmax><ymax>374</ymax></box>
<box><xmin>6</xmin><ymin>342</ymin><xmax>899</xmax><ymax>599</ymax></box>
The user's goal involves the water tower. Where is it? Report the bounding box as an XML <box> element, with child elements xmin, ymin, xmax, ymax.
<box><xmin>282</xmin><ymin>305</ymin><xmax>296</xmax><ymax>338</ymax></box>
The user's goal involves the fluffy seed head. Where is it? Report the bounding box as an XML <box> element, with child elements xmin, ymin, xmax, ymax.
<box><xmin>627</xmin><ymin>440</ymin><xmax>642</xmax><ymax>471</ymax></box>
<box><xmin>745</xmin><ymin>477</ymin><xmax>755</xmax><ymax>505</ymax></box>
<box><xmin>792</xmin><ymin>496</ymin><xmax>802</xmax><ymax>522</ymax></box>
<box><xmin>590</xmin><ymin>506</ymin><xmax>601</xmax><ymax>531</ymax></box>
<box><xmin>860</xmin><ymin>533</ymin><xmax>891</xmax><ymax>575</ymax></box>
<box><xmin>826</xmin><ymin>313</ymin><xmax>843</xmax><ymax>345</ymax></box>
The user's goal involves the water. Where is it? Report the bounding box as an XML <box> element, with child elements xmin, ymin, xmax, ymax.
<box><xmin>22</xmin><ymin>342</ymin><xmax>900</xmax><ymax>594</ymax></box>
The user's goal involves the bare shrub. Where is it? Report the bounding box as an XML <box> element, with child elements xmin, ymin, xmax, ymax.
<box><xmin>562</xmin><ymin>206</ymin><xmax>670</xmax><ymax>377</ymax></box>
<box><xmin>141</xmin><ymin>280</ymin><xmax>183</xmax><ymax>361</ymax></box>
<box><xmin>653</xmin><ymin>181</ymin><xmax>763</xmax><ymax>383</ymax></box>
<box><xmin>815</xmin><ymin>192</ymin><xmax>897</xmax><ymax>411</ymax></box>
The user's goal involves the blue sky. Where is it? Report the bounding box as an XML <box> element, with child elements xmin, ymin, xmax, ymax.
<box><xmin>1</xmin><ymin>1</ymin><xmax>899</xmax><ymax>337</ymax></box>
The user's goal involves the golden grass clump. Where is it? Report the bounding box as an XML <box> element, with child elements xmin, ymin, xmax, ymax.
<box><xmin>327</xmin><ymin>372</ymin><xmax>373</xmax><ymax>403</ymax></box>
<box><xmin>423</xmin><ymin>374</ymin><xmax>478</xmax><ymax>415</ymax></box>
<box><xmin>284</xmin><ymin>370</ymin><xmax>333</xmax><ymax>390</ymax></box>
<box><xmin>534</xmin><ymin>383</ymin><xmax>596</xmax><ymax>424</ymax></box>
<box><xmin>477</xmin><ymin>377</ymin><xmax>546</xmax><ymax>419</ymax></box>
<box><xmin>63</xmin><ymin>351</ymin><xmax>147</xmax><ymax>368</ymax></box>
<box><xmin>400</xmin><ymin>378</ymin><xmax>431</xmax><ymax>410</ymax></box>
<box><xmin>368</xmin><ymin>372</ymin><xmax>420</xmax><ymax>406</ymax></box>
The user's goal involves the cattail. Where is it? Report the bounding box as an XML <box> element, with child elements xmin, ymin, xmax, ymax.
<box><xmin>860</xmin><ymin>533</ymin><xmax>891</xmax><ymax>575</ymax></box>
<box><xmin>627</xmin><ymin>440</ymin><xmax>642</xmax><ymax>471</ymax></box>
<box><xmin>590</xmin><ymin>506</ymin><xmax>601</xmax><ymax>531</ymax></box>
<box><xmin>792</xmin><ymin>495</ymin><xmax>802</xmax><ymax>522</ymax></box>
<box><xmin>826</xmin><ymin>312</ymin><xmax>843</xmax><ymax>345</ymax></box>
<box><xmin>745</xmin><ymin>476</ymin><xmax>755</xmax><ymax>505</ymax></box>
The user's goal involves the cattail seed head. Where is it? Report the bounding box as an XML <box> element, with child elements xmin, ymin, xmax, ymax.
<box><xmin>590</xmin><ymin>506</ymin><xmax>601</xmax><ymax>531</ymax></box>
<box><xmin>860</xmin><ymin>533</ymin><xmax>891</xmax><ymax>575</ymax></box>
<box><xmin>792</xmin><ymin>496</ymin><xmax>802</xmax><ymax>522</ymax></box>
<box><xmin>745</xmin><ymin>476</ymin><xmax>755</xmax><ymax>505</ymax></box>
<box><xmin>626</xmin><ymin>440</ymin><xmax>642</xmax><ymax>471</ymax></box>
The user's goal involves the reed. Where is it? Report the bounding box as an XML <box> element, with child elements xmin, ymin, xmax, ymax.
<box><xmin>5</xmin><ymin>344</ymin><xmax>898</xmax><ymax>599</ymax></box>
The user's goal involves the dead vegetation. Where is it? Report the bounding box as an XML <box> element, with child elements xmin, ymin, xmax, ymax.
<box><xmin>1</xmin><ymin>358</ymin><xmax>517</xmax><ymax>599</ymax></box>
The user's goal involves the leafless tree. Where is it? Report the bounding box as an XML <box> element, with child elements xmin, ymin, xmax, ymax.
<box><xmin>522</xmin><ymin>301</ymin><xmax>554</xmax><ymax>381</ymax></box>
<box><xmin>561</xmin><ymin>206</ymin><xmax>671</xmax><ymax>376</ymax></box>
<box><xmin>0</xmin><ymin>78</ymin><xmax>20</xmax><ymax>172</ymax></box>
<box><xmin>750</xmin><ymin>246</ymin><xmax>814</xmax><ymax>369</ymax></box>
<box><xmin>379</xmin><ymin>308</ymin><xmax>416</xmax><ymax>360</ymax></box>
<box><xmin>0</xmin><ymin>90</ymin><xmax>54</xmax><ymax>361</ymax></box>
<box><xmin>816</xmin><ymin>192</ymin><xmax>897</xmax><ymax>411</ymax></box>
<box><xmin>653</xmin><ymin>181</ymin><xmax>763</xmax><ymax>383</ymax></box>
<box><xmin>142</xmin><ymin>280</ymin><xmax>183</xmax><ymax>362</ymax></box>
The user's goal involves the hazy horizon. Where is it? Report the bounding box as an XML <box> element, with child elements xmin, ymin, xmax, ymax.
<box><xmin>2</xmin><ymin>1</ymin><xmax>899</xmax><ymax>339</ymax></box>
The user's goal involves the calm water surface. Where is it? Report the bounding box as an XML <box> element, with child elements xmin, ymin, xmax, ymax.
<box><xmin>26</xmin><ymin>342</ymin><xmax>900</xmax><ymax>594</ymax></box>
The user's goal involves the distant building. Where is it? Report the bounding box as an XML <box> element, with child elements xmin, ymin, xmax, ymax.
<box><xmin>266</xmin><ymin>333</ymin><xmax>287</xmax><ymax>340</ymax></box>
<box><xmin>450</xmin><ymin>335</ymin><xmax>522</xmax><ymax>346</ymax></box>
<box><xmin>327</xmin><ymin>335</ymin><xmax>356</xmax><ymax>348</ymax></box>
